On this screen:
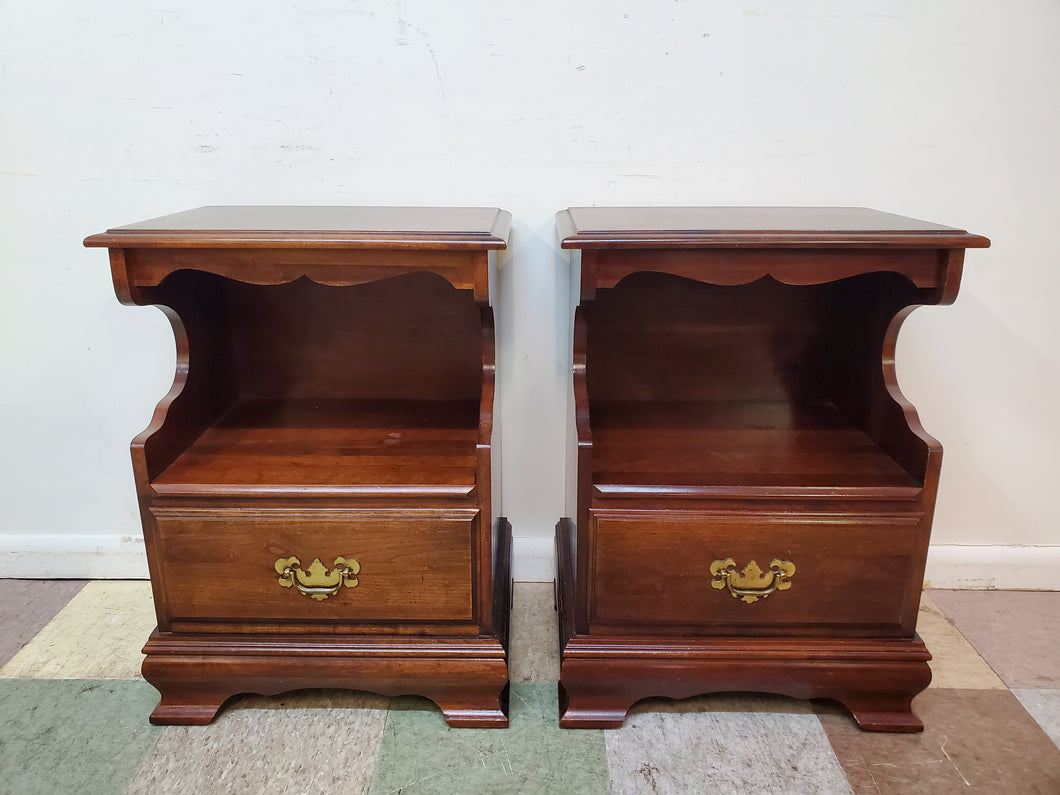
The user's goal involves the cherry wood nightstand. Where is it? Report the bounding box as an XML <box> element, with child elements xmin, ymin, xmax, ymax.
<box><xmin>87</xmin><ymin>206</ymin><xmax>512</xmax><ymax>727</ymax></box>
<box><xmin>555</xmin><ymin>206</ymin><xmax>988</xmax><ymax>731</ymax></box>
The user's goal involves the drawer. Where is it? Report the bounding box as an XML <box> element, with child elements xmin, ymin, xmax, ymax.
<box><xmin>589</xmin><ymin>510</ymin><xmax>922</xmax><ymax>635</ymax></box>
<box><xmin>151</xmin><ymin>507</ymin><xmax>476</xmax><ymax>625</ymax></box>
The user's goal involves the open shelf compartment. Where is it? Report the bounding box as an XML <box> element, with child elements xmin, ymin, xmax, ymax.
<box><xmin>584</xmin><ymin>270</ymin><xmax>937</xmax><ymax>500</ymax></box>
<box><xmin>139</xmin><ymin>269</ymin><xmax>487</xmax><ymax>499</ymax></box>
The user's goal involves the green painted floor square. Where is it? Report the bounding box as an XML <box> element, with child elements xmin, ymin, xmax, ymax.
<box><xmin>0</xmin><ymin>679</ymin><xmax>162</xmax><ymax>795</ymax></box>
<box><xmin>369</xmin><ymin>683</ymin><xmax>609</xmax><ymax>795</ymax></box>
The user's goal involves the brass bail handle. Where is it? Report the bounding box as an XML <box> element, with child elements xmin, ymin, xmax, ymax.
<box><xmin>275</xmin><ymin>556</ymin><xmax>360</xmax><ymax>601</ymax></box>
<box><xmin>710</xmin><ymin>558</ymin><xmax>796</xmax><ymax>604</ymax></box>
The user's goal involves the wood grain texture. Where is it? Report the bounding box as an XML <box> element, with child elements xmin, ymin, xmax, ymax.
<box><xmin>590</xmin><ymin>400</ymin><xmax>920</xmax><ymax>499</ymax></box>
<box><xmin>85</xmin><ymin>206</ymin><xmax>511</xmax><ymax>249</ymax></box>
<box><xmin>588</xmin><ymin>510</ymin><xmax>921</xmax><ymax>635</ymax></box>
<box><xmin>556</xmin><ymin>522</ymin><xmax>932</xmax><ymax>732</ymax></box>
<box><xmin>87</xmin><ymin>207</ymin><xmax>511</xmax><ymax>727</ymax></box>
<box><xmin>557</xmin><ymin>206</ymin><xmax>989</xmax><ymax>249</ymax></box>
<box><xmin>151</xmin><ymin>509</ymin><xmax>477</xmax><ymax>625</ymax></box>
<box><xmin>141</xmin><ymin>630</ymin><xmax>510</xmax><ymax>728</ymax></box>
<box><xmin>557</xmin><ymin>207</ymin><xmax>987</xmax><ymax>732</ymax></box>
<box><xmin>152</xmin><ymin>399</ymin><xmax>479</xmax><ymax>498</ymax></box>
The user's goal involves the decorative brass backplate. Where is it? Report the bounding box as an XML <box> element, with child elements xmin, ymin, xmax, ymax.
<box><xmin>710</xmin><ymin>558</ymin><xmax>796</xmax><ymax>604</ymax></box>
<box><xmin>274</xmin><ymin>556</ymin><xmax>360</xmax><ymax>601</ymax></box>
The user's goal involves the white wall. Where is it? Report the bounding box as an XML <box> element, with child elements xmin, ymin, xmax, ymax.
<box><xmin>1</xmin><ymin>1</ymin><xmax>1057</xmax><ymax>586</ymax></box>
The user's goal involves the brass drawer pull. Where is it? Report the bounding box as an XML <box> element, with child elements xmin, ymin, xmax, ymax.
<box><xmin>275</xmin><ymin>556</ymin><xmax>360</xmax><ymax>601</ymax></box>
<box><xmin>710</xmin><ymin>558</ymin><xmax>795</xmax><ymax>604</ymax></box>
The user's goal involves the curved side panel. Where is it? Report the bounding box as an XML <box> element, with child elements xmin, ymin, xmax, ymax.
<box><xmin>478</xmin><ymin>306</ymin><xmax>496</xmax><ymax>451</ymax></box>
<box><xmin>109</xmin><ymin>249</ymin><xmax>135</xmax><ymax>305</ymax></box>
<box><xmin>572</xmin><ymin>305</ymin><xmax>593</xmax><ymax>450</ymax></box>
<box><xmin>871</xmin><ymin>248</ymin><xmax>963</xmax><ymax>486</ymax></box>
<box><xmin>477</xmin><ymin>306</ymin><xmax>497</xmax><ymax>633</ymax></box>
<box><xmin>129</xmin><ymin>304</ymin><xmax>191</xmax><ymax>486</ymax></box>
<box><xmin>572</xmin><ymin>305</ymin><xmax>594</xmax><ymax>633</ymax></box>
<box><xmin>128</xmin><ymin>274</ymin><xmax>239</xmax><ymax>485</ymax></box>
<box><xmin>883</xmin><ymin>305</ymin><xmax>943</xmax><ymax>482</ymax></box>
<box><xmin>881</xmin><ymin>303</ymin><xmax>948</xmax><ymax>630</ymax></box>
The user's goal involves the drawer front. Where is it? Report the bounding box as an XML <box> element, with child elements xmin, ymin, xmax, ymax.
<box><xmin>589</xmin><ymin>510</ymin><xmax>922</xmax><ymax>634</ymax></box>
<box><xmin>151</xmin><ymin>508</ymin><xmax>476</xmax><ymax>625</ymax></box>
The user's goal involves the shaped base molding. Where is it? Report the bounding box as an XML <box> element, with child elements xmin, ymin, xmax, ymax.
<box><xmin>141</xmin><ymin>632</ymin><xmax>510</xmax><ymax>727</ymax></box>
<box><xmin>555</xmin><ymin>517</ymin><xmax>932</xmax><ymax>732</ymax></box>
<box><xmin>557</xmin><ymin>635</ymin><xmax>932</xmax><ymax>732</ymax></box>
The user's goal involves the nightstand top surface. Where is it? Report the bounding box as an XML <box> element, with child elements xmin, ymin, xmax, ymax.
<box><xmin>558</xmin><ymin>207</ymin><xmax>988</xmax><ymax>249</ymax></box>
<box><xmin>85</xmin><ymin>206</ymin><xmax>511</xmax><ymax>249</ymax></box>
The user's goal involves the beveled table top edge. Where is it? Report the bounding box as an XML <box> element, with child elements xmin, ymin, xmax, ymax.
<box><xmin>557</xmin><ymin>206</ymin><xmax>989</xmax><ymax>249</ymax></box>
<box><xmin>85</xmin><ymin>206</ymin><xmax>511</xmax><ymax>250</ymax></box>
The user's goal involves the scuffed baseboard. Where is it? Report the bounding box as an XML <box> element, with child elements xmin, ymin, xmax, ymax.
<box><xmin>512</xmin><ymin>535</ymin><xmax>557</xmax><ymax>583</ymax></box>
<box><xmin>924</xmin><ymin>544</ymin><xmax>1060</xmax><ymax>590</ymax></box>
<box><xmin>1</xmin><ymin>534</ymin><xmax>1057</xmax><ymax>590</ymax></box>
<box><xmin>0</xmin><ymin>534</ymin><xmax>149</xmax><ymax>579</ymax></box>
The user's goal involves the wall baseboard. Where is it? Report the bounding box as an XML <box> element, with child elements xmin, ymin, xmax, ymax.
<box><xmin>924</xmin><ymin>544</ymin><xmax>1060</xmax><ymax>590</ymax></box>
<box><xmin>513</xmin><ymin>539</ymin><xmax>1060</xmax><ymax>590</ymax></box>
<box><xmin>512</xmin><ymin>535</ymin><xmax>557</xmax><ymax>583</ymax></box>
<box><xmin>0</xmin><ymin>534</ymin><xmax>149</xmax><ymax>579</ymax></box>
<box><xmin>1</xmin><ymin>535</ymin><xmax>1057</xmax><ymax>590</ymax></box>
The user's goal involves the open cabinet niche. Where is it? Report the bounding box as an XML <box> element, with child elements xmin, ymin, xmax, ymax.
<box><xmin>586</xmin><ymin>270</ymin><xmax>937</xmax><ymax>496</ymax></box>
<box><xmin>140</xmin><ymin>270</ymin><xmax>485</xmax><ymax>494</ymax></box>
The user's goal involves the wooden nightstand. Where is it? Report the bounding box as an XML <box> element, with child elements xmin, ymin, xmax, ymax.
<box><xmin>555</xmin><ymin>206</ymin><xmax>988</xmax><ymax>731</ymax></box>
<box><xmin>86</xmin><ymin>206</ymin><xmax>512</xmax><ymax>727</ymax></box>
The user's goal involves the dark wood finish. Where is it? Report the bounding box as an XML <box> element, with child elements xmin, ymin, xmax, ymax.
<box><xmin>87</xmin><ymin>207</ymin><xmax>512</xmax><ymax>727</ymax></box>
<box><xmin>556</xmin><ymin>207</ymin><xmax>987</xmax><ymax>731</ymax></box>
<box><xmin>152</xmin><ymin>509</ymin><xmax>477</xmax><ymax>624</ymax></box>
<box><xmin>588</xmin><ymin>511</ymin><xmax>920</xmax><ymax>634</ymax></box>
<box><xmin>140</xmin><ymin>631</ymin><xmax>510</xmax><ymax>727</ymax></box>
<box><xmin>153</xmin><ymin>399</ymin><xmax>480</xmax><ymax>498</ymax></box>
<box><xmin>556</xmin><ymin>206</ymin><xmax>990</xmax><ymax>249</ymax></box>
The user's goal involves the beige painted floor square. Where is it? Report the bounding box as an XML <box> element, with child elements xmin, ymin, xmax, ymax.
<box><xmin>606</xmin><ymin>694</ymin><xmax>853</xmax><ymax>794</ymax></box>
<box><xmin>0</xmin><ymin>580</ymin><xmax>155</xmax><ymax>680</ymax></box>
<box><xmin>917</xmin><ymin>593</ymin><xmax>1005</xmax><ymax>689</ymax></box>
<box><xmin>128</xmin><ymin>691</ymin><xmax>388</xmax><ymax>795</ymax></box>
<box><xmin>509</xmin><ymin>582</ymin><xmax>561</xmax><ymax>684</ymax></box>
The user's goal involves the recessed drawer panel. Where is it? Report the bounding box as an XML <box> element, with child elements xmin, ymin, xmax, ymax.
<box><xmin>589</xmin><ymin>510</ymin><xmax>922</xmax><ymax>635</ymax></box>
<box><xmin>151</xmin><ymin>507</ymin><xmax>476</xmax><ymax>625</ymax></box>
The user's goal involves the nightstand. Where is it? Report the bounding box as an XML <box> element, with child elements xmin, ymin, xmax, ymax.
<box><xmin>87</xmin><ymin>206</ymin><xmax>512</xmax><ymax>727</ymax></box>
<box><xmin>555</xmin><ymin>206</ymin><xmax>988</xmax><ymax>731</ymax></box>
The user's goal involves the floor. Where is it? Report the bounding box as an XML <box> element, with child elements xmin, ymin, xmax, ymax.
<box><xmin>0</xmin><ymin>582</ymin><xmax>1057</xmax><ymax>794</ymax></box>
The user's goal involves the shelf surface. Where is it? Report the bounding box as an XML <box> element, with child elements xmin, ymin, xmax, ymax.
<box><xmin>153</xmin><ymin>399</ymin><xmax>480</xmax><ymax>497</ymax></box>
<box><xmin>590</xmin><ymin>400</ymin><xmax>920</xmax><ymax>499</ymax></box>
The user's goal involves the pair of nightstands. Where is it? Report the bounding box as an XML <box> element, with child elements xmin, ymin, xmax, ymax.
<box><xmin>86</xmin><ymin>206</ymin><xmax>987</xmax><ymax>732</ymax></box>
